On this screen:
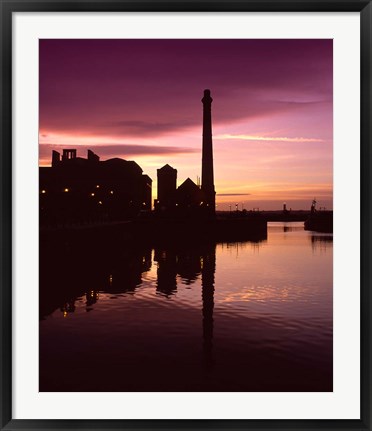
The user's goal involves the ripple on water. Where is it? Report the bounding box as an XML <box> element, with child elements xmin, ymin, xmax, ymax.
<box><xmin>40</xmin><ymin>222</ymin><xmax>333</xmax><ymax>392</ymax></box>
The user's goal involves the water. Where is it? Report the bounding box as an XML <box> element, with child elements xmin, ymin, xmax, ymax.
<box><xmin>39</xmin><ymin>222</ymin><xmax>332</xmax><ymax>391</ymax></box>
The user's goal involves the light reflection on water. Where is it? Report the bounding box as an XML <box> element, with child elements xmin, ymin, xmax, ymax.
<box><xmin>40</xmin><ymin>222</ymin><xmax>332</xmax><ymax>392</ymax></box>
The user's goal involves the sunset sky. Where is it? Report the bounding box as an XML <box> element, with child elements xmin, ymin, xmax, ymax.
<box><xmin>39</xmin><ymin>39</ymin><xmax>333</xmax><ymax>211</ymax></box>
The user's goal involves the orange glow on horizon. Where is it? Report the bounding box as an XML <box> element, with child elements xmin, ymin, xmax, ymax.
<box><xmin>39</xmin><ymin>107</ymin><xmax>332</xmax><ymax>211</ymax></box>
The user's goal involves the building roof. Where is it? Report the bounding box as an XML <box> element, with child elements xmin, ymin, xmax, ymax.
<box><xmin>103</xmin><ymin>158</ymin><xmax>143</xmax><ymax>174</ymax></box>
<box><xmin>177</xmin><ymin>177</ymin><xmax>199</xmax><ymax>192</ymax></box>
<box><xmin>158</xmin><ymin>164</ymin><xmax>176</xmax><ymax>172</ymax></box>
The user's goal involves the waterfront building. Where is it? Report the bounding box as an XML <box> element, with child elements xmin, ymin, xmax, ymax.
<box><xmin>155</xmin><ymin>89</ymin><xmax>216</xmax><ymax>218</ymax></box>
<box><xmin>40</xmin><ymin>149</ymin><xmax>152</xmax><ymax>225</ymax></box>
<box><xmin>155</xmin><ymin>164</ymin><xmax>178</xmax><ymax>212</ymax></box>
<box><xmin>176</xmin><ymin>178</ymin><xmax>204</xmax><ymax>212</ymax></box>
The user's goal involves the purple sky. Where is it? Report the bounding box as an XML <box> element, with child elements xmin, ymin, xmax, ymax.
<box><xmin>39</xmin><ymin>39</ymin><xmax>333</xmax><ymax>210</ymax></box>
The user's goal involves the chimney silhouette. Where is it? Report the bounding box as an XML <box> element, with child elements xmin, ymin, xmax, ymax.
<box><xmin>201</xmin><ymin>89</ymin><xmax>216</xmax><ymax>215</ymax></box>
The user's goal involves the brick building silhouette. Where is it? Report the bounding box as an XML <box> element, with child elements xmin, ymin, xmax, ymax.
<box><xmin>40</xmin><ymin>149</ymin><xmax>152</xmax><ymax>225</ymax></box>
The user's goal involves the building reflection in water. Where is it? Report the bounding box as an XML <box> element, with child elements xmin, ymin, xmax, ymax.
<box><xmin>41</xmin><ymin>237</ymin><xmax>262</xmax><ymax>371</ymax></box>
<box><xmin>310</xmin><ymin>234</ymin><xmax>333</xmax><ymax>254</ymax></box>
<box><xmin>176</xmin><ymin>249</ymin><xmax>202</xmax><ymax>286</ymax></box>
<box><xmin>86</xmin><ymin>290</ymin><xmax>99</xmax><ymax>309</ymax></box>
<box><xmin>60</xmin><ymin>300</ymin><xmax>76</xmax><ymax>317</ymax></box>
<box><xmin>154</xmin><ymin>248</ymin><xmax>177</xmax><ymax>297</ymax></box>
<box><xmin>153</xmin><ymin>242</ymin><xmax>216</xmax><ymax>367</ymax></box>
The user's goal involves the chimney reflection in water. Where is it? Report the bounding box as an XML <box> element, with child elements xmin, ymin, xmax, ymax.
<box><xmin>153</xmin><ymin>243</ymin><xmax>217</xmax><ymax>368</ymax></box>
<box><xmin>201</xmin><ymin>243</ymin><xmax>216</xmax><ymax>369</ymax></box>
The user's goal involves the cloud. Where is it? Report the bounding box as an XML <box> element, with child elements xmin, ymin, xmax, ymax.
<box><xmin>100</xmin><ymin>119</ymin><xmax>196</xmax><ymax>136</ymax></box>
<box><xmin>39</xmin><ymin>143</ymin><xmax>198</xmax><ymax>162</ymax></box>
<box><xmin>39</xmin><ymin>40</ymin><xmax>332</xmax><ymax>140</ymax></box>
<box><xmin>215</xmin><ymin>134</ymin><xmax>323</xmax><ymax>143</ymax></box>
<box><xmin>217</xmin><ymin>193</ymin><xmax>251</xmax><ymax>196</ymax></box>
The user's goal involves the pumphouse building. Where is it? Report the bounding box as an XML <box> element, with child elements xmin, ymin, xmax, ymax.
<box><xmin>40</xmin><ymin>149</ymin><xmax>152</xmax><ymax>225</ymax></box>
<box><xmin>155</xmin><ymin>89</ymin><xmax>216</xmax><ymax>217</ymax></box>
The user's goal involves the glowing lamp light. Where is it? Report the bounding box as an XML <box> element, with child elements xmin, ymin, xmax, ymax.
<box><xmin>41</xmin><ymin>190</ymin><xmax>46</xmax><ymax>194</ymax></box>
<box><xmin>98</xmin><ymin>201</ymin><xmax>103</xmax><ymax>205</ymax></box>
<box><xmin>96</xmin><ymin>185</ymin><xmax>100</xmax><ymax>188</ymax></box>
<box><xmin>110</xmin><ymin>191</ymin><xmax>114</xmax><ymax>195</ymax></box>
<box><xmin>91</xmin><ymin>193</ymin><xmax>95</xmax><ymax>197</ymax></box>
<box><xmin>64</xmin><ymin>188</ymin><xmax>69</xmax><ymax>192</ymax></box>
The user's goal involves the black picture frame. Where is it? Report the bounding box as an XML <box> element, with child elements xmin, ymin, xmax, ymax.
<box><xmin>1</xmin><ymin>1</ymin><xmax>371</xmax><ymax>430</ymax></box>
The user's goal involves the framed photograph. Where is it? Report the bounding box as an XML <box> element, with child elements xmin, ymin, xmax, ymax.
<box><xmin>1</xmin><ymin>1</ymin><xmax>371</xmax><ymax>430</ymax></box>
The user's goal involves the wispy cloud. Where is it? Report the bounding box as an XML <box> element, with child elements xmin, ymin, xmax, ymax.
<box><xmin>217</xmin><ymin>193</ymin><xmax>251</xmax><ymax>196</ymax></box>
<box><xmin>215</xmin><ymin>134</ymin><xmax>324</xmax><ymax>143</ymax></box>
<box><xmin>39</xmin><ymin>143</ymin><xmax>198</xmax><ymax>162</ymax></box>
<box><xmin>100</xmin><ymin>119</ymin><xmax>196</xmax><ymax>136</ymax></box>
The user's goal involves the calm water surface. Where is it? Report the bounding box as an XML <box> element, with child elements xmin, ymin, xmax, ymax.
<box><xmin>40</xmin><ymin>222</ymin><xmax>333</xmax><ymax>391</ymax></box>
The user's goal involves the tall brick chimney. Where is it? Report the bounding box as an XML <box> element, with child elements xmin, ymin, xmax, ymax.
<box><xmin>201</xmin><ymin>89</ymin><xmax>216</xmax><ymax>215</ymax></box>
